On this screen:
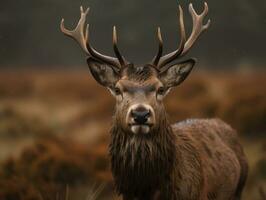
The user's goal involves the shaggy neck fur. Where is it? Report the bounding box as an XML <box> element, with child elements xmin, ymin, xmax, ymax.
<box><xmin>109</xmin><ymin>111</ymin><xmax>178</xmax><ymax>197</ymax></box>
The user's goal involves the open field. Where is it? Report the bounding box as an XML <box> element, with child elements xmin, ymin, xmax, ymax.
<box><xmin>0</xmin><ymin>71</ymin><xmax>265</xmax><ymax>200</ymax></box>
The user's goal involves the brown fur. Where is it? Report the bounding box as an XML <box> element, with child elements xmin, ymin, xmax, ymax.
<box><xmin>87</xmin><ymin>62</ymin><xmax>248</xmax><ymax>200</ymax></box>
<box><xmin>110</xmin><ymin>115</ymin><xmax>248</xmax><ymax>200</ymax></box>
<box><xmin>62</xmin><ymin>4</ymin><xmax>247</xmax><ymax>199</ymax></box>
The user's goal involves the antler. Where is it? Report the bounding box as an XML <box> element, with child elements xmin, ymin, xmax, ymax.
<box><xmin>60</xmin><ymin>6</ymin><xmax>128</xmax><ymax>69</ymax></box>
<box><xmin>152</xmin><ymin>2</ymin><xmax>211</xmax><ymax>68</ymax></box>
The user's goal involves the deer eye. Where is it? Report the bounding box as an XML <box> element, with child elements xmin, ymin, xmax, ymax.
<box><xmin>114</xmin><ymin>87</ymin><xmax>122</xmax><ymax>96</ymax></box>
<box><xmin>157</xmin><ymin>87</ymin><xmax>165</xmax><ymax>96</ymax></box>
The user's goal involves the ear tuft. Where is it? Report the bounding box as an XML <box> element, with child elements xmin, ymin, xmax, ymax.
<box><xmin>159</xmin><ymin>58</ymin><xmax>196</xmax><ymax>88</ymax></box>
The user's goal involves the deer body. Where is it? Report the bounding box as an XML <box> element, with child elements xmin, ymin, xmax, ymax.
<box><xmin>61</xmin><ymin>3</ymin><xmax>248</xmax><ymax>199</ymax></box>
<box><xmin>110</xmin><ymin>118</ymin><xmax>248</xmax><ymax>200</ymax></box>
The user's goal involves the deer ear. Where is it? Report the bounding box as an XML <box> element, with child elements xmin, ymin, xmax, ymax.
<box><xmin>159</xmin><ymin>58</ymin><xmax>196</xmax><ymax>88</ymax></box>
<box><xmin>87</xmin><ymin>57</ymin><xmax>120</xmax><ymax>88</ymax></box>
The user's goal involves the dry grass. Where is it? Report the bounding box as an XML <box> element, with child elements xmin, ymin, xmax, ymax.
<box><xmin>0</xmin><ymin>106</ymin><xmax>55</xmax><ymax>138</ymax></box>
<box><xmin>0</xmin><ymin>71</ymin><xmax>265</xmax><ymax>199</ymax></box>
<box><xmin>0</xmin><ymin>137</ymin><xmax>112</xmax><ymax>200</ymax></box>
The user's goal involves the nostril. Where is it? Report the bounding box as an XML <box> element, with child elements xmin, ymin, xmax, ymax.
<box><xmin>134</xmin><ymin>116</ymin><xmax>147</xmax><ymax>124</ymax></box>
<box><xmin>131</xmin><ymin>109</ymin><xmax>150</xmax><ymax>124</ymax></box>
<box><xmin>143</xmin><ymin>110</ymin><xmax>150</xmax><ymax>118</ymax></box>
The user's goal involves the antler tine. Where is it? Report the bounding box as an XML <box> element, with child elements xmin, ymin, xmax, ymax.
<box><xmin>85</xmin><ymin>24</ymin><xmax>121</xmax><ymax>69</ymax></box>
<box><xmin>181</xmin><ymin>2</ymin><xmax>211</xmax><ymax>56</ymax></box>
<box><xmin>60</xmin><ymin>6</ymin><xmax>90</xmax><ymax>54</ymax></box>
<box><xmin>151</xmin><ymin>27</ymin><xmax>163</xmax><ymax>66</ymax></box>
<box><xmin>157</xmin><ymin>5</ymin><xmax>186</xmax><ymax>68</ymax></box>
<box><xmin>113</xmin><ymin>26</ymin><xmax>127</xmax><ymax>66</ymax></box>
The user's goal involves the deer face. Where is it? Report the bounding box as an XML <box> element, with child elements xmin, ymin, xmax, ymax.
<box><xmin>61</xmin><ymin>3</ymin><xmax>210</xmax><ymax>134</ymax></box>
<box><xmin>87</xmin><ymin>58</ymin><xmax>195</xmax><ymax>134</ymax></box>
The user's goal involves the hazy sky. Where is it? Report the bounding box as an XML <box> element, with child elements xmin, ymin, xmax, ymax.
<box><xmin>0</xmin><ymin>0</ymin><xmax>266</xmax><ymax>70</ymax></box>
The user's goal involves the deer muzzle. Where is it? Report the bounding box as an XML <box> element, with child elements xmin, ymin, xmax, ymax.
<box><xmin>126</xmin><ymin>104</ymin><xmax>155</xmax><ymax>134</ymax></box>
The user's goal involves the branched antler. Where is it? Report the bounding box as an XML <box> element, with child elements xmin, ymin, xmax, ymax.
<box><xmin>61</xmin><ymin>6</ymin><xmax>128</xmax><ymax>69</ymax></box>
<box><xmin>152</xmin><ymin>2</ymin><xmax>211</xmax><ymax>68</ymax></box>
<box><xmin>61</xmin><ymin>3</ymin><xmax>210</xmax><ymax>70</ymax></box>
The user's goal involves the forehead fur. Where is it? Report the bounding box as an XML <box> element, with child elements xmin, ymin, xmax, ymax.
<box><xmin>122</xmin><ymin>64</ymin><xmax>158</xmax><ymax>82</ymax></box>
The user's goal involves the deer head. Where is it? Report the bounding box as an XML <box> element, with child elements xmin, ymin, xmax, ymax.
<box><xmin>61</xmin><ymin>3</ymin><xmax>210</xmax><ymax>135</ymax></box>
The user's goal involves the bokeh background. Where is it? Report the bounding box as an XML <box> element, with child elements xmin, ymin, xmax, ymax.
<box><xmin>0</xmin><ymin>0</ymin><xmax>265</xmax><ymax>199</ymax></box>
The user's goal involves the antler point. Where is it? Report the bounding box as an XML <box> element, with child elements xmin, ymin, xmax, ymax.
<box><xmin>189</xmin><ymin>3</ymin><xmax>197</xmax><ymax>16</ymax></box>
<box><xmin>204</xmin><ymin>19</ymin><xmax>211</xmax><ymax>29</ymax></box>
<box><xmin>157</xmin><ymin>27</ymin><xmax>162</xmax><ymax>42</ymax></box>
<box><xmin>60</xmin><ymin>18</ymin><xmax>66</xmax><ymax>31</ymax></box>
<box><xmin>85</xmin><ymin>7</ymin><xmax>90</xmax><ymax>14</ymax></box>
<box><xmin>203</xmin><ymin>2</ymin><xmax>209</xmax><ymax>14</ymax></box>
<box><xmin>178</xmin><ymin>5</ymin><xmax>183</xmax><ymax>13</ymax></box>
<box><xmin>113</xmin><ymin>26</ymin><xmax>117</xmax><ymax>39</ymax></box>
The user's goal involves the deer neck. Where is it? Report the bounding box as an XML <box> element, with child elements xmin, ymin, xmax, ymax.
<box><xmin>109</xmin><ymin>114</ymin><xmax>178</xmax><ymax>194</ymax></box>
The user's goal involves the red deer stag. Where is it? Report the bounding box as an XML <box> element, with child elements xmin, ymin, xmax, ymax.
<box><xmin>61</xmin><ymin>3</ymin><xmax>248</xmax><ymax>200</ymax></box>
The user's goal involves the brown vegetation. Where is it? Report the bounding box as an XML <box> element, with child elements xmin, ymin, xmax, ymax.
<box><xmin>0</xmin><ymin>106</ymin><xmax>54</xmax><ymax>138</ymax></box>
<box><xmin>0</xmin><ymin>137</ymin><xmax>112</xmax><ymax>199</ymax></box>
<box><xmin>0</xmin><ymin>71</ymin><xmax>265</xmax><ymax>199</ymax></box>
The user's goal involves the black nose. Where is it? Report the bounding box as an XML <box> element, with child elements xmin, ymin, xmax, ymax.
<box><xmin>131</xmin><ymin>108</ymin><xmax>150</xmax><ymax>124</ymax></box>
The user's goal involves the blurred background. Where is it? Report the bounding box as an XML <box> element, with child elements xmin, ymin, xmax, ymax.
<box><xmin>0</xmin><ymin>0</ymin><xmax>265</xmax><ymax>199</ymax></box>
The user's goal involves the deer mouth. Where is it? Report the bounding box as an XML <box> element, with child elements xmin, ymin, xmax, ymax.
<box><xmin>129</xmin><ymin>124</ymin><xmax>153</xmax><ymax>134</ymax></box>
